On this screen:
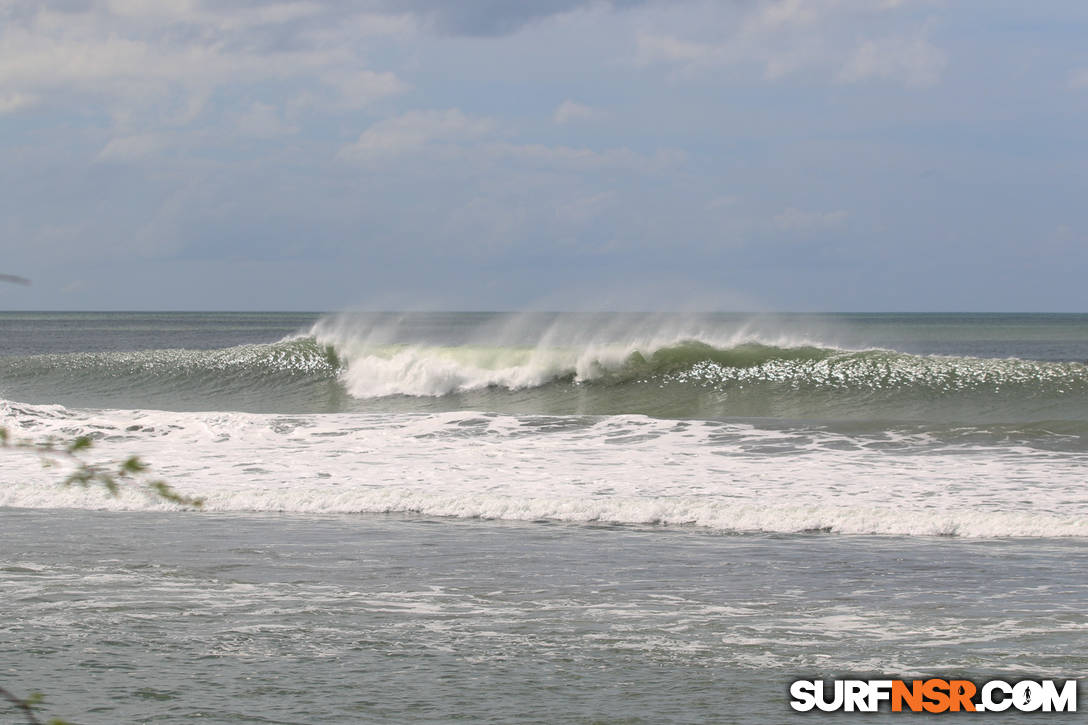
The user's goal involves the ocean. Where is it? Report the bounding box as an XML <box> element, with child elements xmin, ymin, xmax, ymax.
<box><xmin>0</xmin><ymin>311</ymin><xmax>1085</xmax><ymax>723</ymax></box>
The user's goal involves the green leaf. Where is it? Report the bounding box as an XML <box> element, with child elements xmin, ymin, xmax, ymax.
<box><xmin>148</xmin><ymin>480</ymin><xmax>205</xmax><ymax>508</ymax></box>
<box><xmin>64</xmin><ymin>469</ymin><xmax>94</xmax><ymax>487</ymax></box>
<box><xmin>120</xmin><ymin>456</ymin><xmax>148</xmax><ymax>475</ymax></box>
<box><xmin>66</xmin><ymin>436</ymin><xmax>93</xmax><ymax>453</ymax></box>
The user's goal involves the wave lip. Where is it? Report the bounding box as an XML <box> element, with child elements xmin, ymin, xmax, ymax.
<box><xmin>310</xmin><ymin>332</ymin><xmax>1088</xmax><ymax>423</ymax></box>
<box><xmin>324</xmin><ymin>340</ymin><xmax>1088</xmax><ymax>400</ymax></box>
<box><xmin>307</xmin><ymin>310</ymin><xmax>845</xmax><ymax>397</ymax></box>
<box><xmin>305</xmin><ymin>313</ymin><xmax>1088</xmax><ymax>403</ymax></box>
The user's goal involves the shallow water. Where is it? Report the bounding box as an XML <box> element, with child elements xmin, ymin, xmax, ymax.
<box><xmin>1</xmin><ymin>511</ymin><xmax>1085</xmax><ymax>724</ymax></box>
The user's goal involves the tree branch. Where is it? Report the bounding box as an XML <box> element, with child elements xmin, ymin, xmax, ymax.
<box><xmin>0</xmin><ymin>426</ymin><xmax>203</xmax><ymax>508</ymax></box>
<box><xmin>0</xmin><ymin>685</ymin><xmax>44</xmax><ymax>724</ymax></box>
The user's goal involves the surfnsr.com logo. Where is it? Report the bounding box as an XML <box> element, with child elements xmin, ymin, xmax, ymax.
<box><xmin>789</xmin><ymin>679</ymin><xmax>1077</xmax><ymax>713</ymax></box>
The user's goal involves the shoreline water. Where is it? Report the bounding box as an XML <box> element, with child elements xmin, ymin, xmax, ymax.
<box><xmin>2</xmin><ymin>508</ymin><xmax>1084</xmax><ymax>723</ymax></box>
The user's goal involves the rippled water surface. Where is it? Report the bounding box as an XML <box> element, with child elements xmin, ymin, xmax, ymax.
<box><xmin>1</xmin><ymin>511</ymin><xmax>1085</xmax><ymax>724</ymax></box>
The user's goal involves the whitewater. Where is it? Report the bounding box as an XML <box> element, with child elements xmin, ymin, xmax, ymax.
<box><xmin>2</xmin><ymin>311</ymin><xmax>1086</xmax><ymax>537</ymax></box>
<box><xmin>2</xmin><ymin>311</ymin><xmax>1086</xmax><ymax>724</ymax></box>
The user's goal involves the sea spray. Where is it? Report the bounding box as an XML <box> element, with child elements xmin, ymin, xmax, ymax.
<box><xmin>2</xmin><ymin>311</ymin><xmax>1088</xmax><ymax>422</ymax></box>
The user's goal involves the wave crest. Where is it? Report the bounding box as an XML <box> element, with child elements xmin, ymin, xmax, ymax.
<box><xmin>314</xmin><ymin>334</ymin><xmax>1088</xmax><ymax>403</ymax></box>
<box><xmin>3</xmin><ymin>311</ymin><xmax>1086</xmax><ymax>421</ymax></box>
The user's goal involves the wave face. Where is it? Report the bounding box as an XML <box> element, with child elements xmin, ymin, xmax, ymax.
<box><xmin>4</xmin><ymin>312</ymin><xmax>1087</xmax><ymax>424</ymax></box>
<box><xmin>318</xmin><ymin>339</ymin><xmax>1088</xmax><ymax>423</ymax></box>
<box><xmin>0</xmin><ymin>338</ymin><xmax>345</xmax><ymax>413</ymax></box>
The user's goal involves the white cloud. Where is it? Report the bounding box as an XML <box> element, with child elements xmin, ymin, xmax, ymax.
<box><xmin>104</xmin><ymin>0</ymin><xmax>325</xmax><ymax>28</ymax></box>
<box><xmin>774</xmin><ymin>207</ymin><xmax>848</xmax><ymax>231</ymax></box>
<box><xmin>744</xmin><ymin>0</ymin><xmax>827</xmax><ymax>29</ymax></box>
<box><xmin>338</xmin><ymin>108</ymin><xmax>686</xmax><ymax>173</ymax></box>
<box><xmin>0</xmin><ymin>3</ymin><xmax>408</xmax><ymax>132</ymax></box>
<box><xmin>838</xmin><ymin>31</ymin><xmax>946</xmax><ymax>87</ymax></box>
<box><xmin>324</xmin><ymin>69</ymin><xmax>409</xmax><ymax>109</ymax></box>
<box><xmin>485</xmin><ymin>142</ymin><xmax>685</xmax><ymax>172</ymax></box>
<box><xmin>97</xmin><ymin>133</ymin><xmax>164</xmax><ymax>161</ymax></box>
<box><xmin>635</xmin><ymin>32</ymin><xmax>716</xmax><ymax>66</ymax></box>
<box><xmin>633</xmin><ymin>0</ymin><xmax>946</xmax><ymax>87</ymax></box>
<box><xmin>553</xmin><ymin>99</ymin><xmax>606</xmax><ymax>125</ymax></box>
<box><xmin>338</xmin><ymin>109</ymin><xmax>498</xmax><ymax>161</ymax></box>
<box><xmin>0</xmin><ymin>92</ymin><xmax>38</xmax><ymax>114</ymax></box>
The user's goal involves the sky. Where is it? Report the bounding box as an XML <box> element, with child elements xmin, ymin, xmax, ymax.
<box><xmin>2</xmin><ymin>0</ymin><xmax>1088</xmax><ymax>311</ymax></box>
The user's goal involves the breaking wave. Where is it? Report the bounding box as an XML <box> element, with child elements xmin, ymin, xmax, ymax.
<box><xmin>0</xmin><ymin>312</ymin><xmax>1086</xmax><ymax>422</ymax></box>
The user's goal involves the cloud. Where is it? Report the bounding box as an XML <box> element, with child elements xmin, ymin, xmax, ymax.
<box><xmin>97</xmin><ymin>133</ymin><xmax>164</xmax><ymax>161</ymax></box>
<box><xmin>338</xmin><ymin>109</ymin><xmax>498</xmax><ymax>161</ymax></box>
<box><xmin>1068</xmin><ymin>68</ymin><xmax>1088</xmax><ymax>89</ymax></box>
<box><xmin>633</xmin><ymin>0</ymin><xmax>946</xmax><ymax>87</ymax></box>
<box><xmin>706</xmin><ymin>195</ymin><xmax>739</xmax><ymax>210</ymax></box>
<box><xmin>103</xmin><ymin>0</ymin><xmax>326</xmax><ymax>28</ymax></box>
<box><xmin>553</xmin><ymin>99</ymin><xmax>606</xmax><ymax>125</ymax></box>
<box><xmin>384</xmin><ymin>0</ymin><xmax>647</xmax><ymax>37</ymax></box>
<box><xmin>329</xmin><ymin>70</ymin><xmax>408</xmax><ymax>109</ymax></box>
<box><xmin>555</xmin><ymin>191</ymin><xmax>618</xmax><ymax>224</ymax></box>
<box><xmin>0</xmin><ymin>92</ymin><xmax>38</xmax><ymax>114</ymax></box>
<box><xmin>484</xmin><ymin>143</ymin><xmax>686</xmax><ymax>172</ymax></box>
<box><xmin>838</xmin><ymin>31</ymin><xmax>946</xmax><ymax>87</ymax></box>
<box><xmin>233</xmin><ymin>102</ymin><xmax>297</xmax><ymax>138</ymax></box>
<box><xmin>773</xmin><ymin>208</ymin><xmax>848</xmax><ymax>231</ymax></box>
<box><xmin>0</xmin><ymin>2</ymin><xmax>408</xmax><ymax>132</ymax></box>
<box><xmin>635</xmin><ymin>32</ymin><xmax>717</xmax><ymax>67</ymax></box>
<box><xmin>339</xmin><ymin>110</ymin><xmax>684</xmax><ymax>171</ymax></box>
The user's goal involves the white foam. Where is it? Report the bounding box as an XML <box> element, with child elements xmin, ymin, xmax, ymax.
<box><xmin>308</xmin><ymin>311</ymin><xmax>843</xmax><ymax>398</ymax></box>
<box><xmin>3</xmin><ymin>399</ymin><xmax>1086</xmax><ymax>537</ymax></box>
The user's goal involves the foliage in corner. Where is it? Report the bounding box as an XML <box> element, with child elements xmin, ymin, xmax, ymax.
<box><xmin>0</xmin><ymin>685</ymin><xmax>73</xmax><ymax>725</ymax></box>
<box><xmin>1</xmin><ymin>425</ymin><xmax>202</xmax><ymax>723</ymax></box>
<box><xmin>0</xmin><ymin>426</ymin><xmax>204</xmax><ymax>508</ymax></box>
